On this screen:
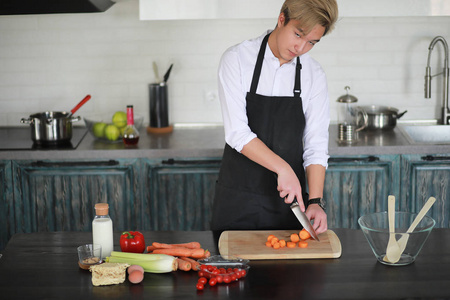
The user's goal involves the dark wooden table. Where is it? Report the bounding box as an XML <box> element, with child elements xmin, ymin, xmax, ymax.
<box><xmin>0</xmin><ymin>229</ymin><xmax>449</xmax><ymax>299</ymax></box>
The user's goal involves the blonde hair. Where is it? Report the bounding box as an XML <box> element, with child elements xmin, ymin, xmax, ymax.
<box><xmin>280</xmin><ymin>0</ymin><xmax>338</xmax><ymax>36</ymax></box>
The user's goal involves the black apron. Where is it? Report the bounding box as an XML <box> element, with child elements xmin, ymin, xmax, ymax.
<box><xmin>211</xmin><ymin>33</ymin><xmax>307</xmax><ymax>231</ymax></box>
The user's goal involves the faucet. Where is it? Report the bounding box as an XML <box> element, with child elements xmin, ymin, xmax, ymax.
<box><xmin>424</xmin><ymin>36</ymin><xmax>449</xmax><ymax>125</ymax></box>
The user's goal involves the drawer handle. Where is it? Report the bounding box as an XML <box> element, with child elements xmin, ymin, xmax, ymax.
<box><xmin>162</xmin><ymin>158</ymin><xmax>221</xmax><ymax>165</ymax></box>
<box><xmin>31</xmin><ymin>160</ymin><xmax>120</xmax><ymax>167</ymax></box>
<box><xmin>421</xmin><ymin>155</ymin><xmax>450</xmax><ymax>161</ymax></box>
<box><xmin>328</xmin><ymin>156</ymin><xmax>380</xmax><ymax>163</ymax></box>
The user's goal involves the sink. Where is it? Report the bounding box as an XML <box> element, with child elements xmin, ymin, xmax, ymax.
<box><xmin>400</xmin><ymin>125</ymin><xmax>450</xmax><ymax>144</ymax></box>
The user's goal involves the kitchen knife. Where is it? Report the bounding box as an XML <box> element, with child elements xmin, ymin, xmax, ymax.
<box><xmin>290</xmin><ymin>199</ymin><xmax>320</xmax><ymax>241</ymax></box>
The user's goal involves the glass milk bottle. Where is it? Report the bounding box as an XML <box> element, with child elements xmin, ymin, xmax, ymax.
<box><xmin>92</xmin><ymin>203</ymin><xmax>114</xmax><ymax>260</ymax></box>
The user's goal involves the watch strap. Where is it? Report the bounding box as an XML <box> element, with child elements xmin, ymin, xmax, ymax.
<box><xmin>308</xmin><ymin>197</ymin><xmax>325</xmax><ymax>210</ymax></box>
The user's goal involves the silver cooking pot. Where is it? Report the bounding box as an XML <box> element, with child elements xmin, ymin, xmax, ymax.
<box><xmin>359</xmin><ymin>105</ymin><xmax>407</xmax><ymax>130</ymax></box>
<box><xmin>21</xmin><ymin>111</ymin><xmax>81</xmax><ymax>144</ymax></box>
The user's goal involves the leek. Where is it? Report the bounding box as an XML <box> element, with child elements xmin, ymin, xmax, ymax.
<box><xmin>106</xmin><ymin>251</ymin><xmax>177</xmax><ymax>273</ymax></box>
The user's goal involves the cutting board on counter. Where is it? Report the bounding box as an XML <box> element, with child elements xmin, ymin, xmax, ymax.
<box><xmin>218</xmin><ymin>230</ymin><xmax>342</xmax><ymax>260</ymax></box>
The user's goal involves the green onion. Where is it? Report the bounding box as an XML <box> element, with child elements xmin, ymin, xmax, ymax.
<box><xmin>106</xmin><ymin>251</ymin><xmax>177</xmax><ymax>273</ymax></box>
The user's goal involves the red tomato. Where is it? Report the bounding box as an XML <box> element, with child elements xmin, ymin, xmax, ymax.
<box><xmin>215</xmin><ymin>275</ymin><xmax>223</xmax><ymax>283</ymax></box>
<box><xmin>199</xmin><ymin>265</ymin><xmax>208</xmax><ymax>271</ymax></box>
<box><xmin>223</xmin><ymin>275</ymin><xmax>231</xmax><ymax>283</ymax></box>
<box><xmin>231</xmin><ymin>274</ymin><xmax>237</xmax><ymax>281</ymax></box>
<box><xmin>198</xmin><ymin>271</ymin><xmax>205</xmax><ymax>278</ymax></box>
<box><xmin>240</xmin><ymin>269</ymin><xmax>247</xmax><ymax>277</ymax></box>
<box><xmin>196</xmin><ymin>283</ymin><xmax>204</xmax><ymax>290</ymax></box>
<box><xmin>209</xmin><ymin>278</ymin><xmax>217</xmax><ymax>286</ymax></box>
<box><xmin>198</xmin><ymin>277</ymin><xmax>207</xmax><ymax>285</ymax></box>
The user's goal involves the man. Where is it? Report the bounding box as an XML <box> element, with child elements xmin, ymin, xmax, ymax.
<box><xmin>211</xmin><ymin>0</ymin><xmax>338</xmax><ymax>233</ymax></box>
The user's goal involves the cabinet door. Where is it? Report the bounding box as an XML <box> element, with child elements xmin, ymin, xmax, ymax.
<box><xmin>400</xmin><ymin>154</ymin><xmax>450</xmax><ymax>228</ymax></box>
<box><xmin>11</xmin><ymin>159</ymin><xmax>142</xmax><ymax>234</ymax></box>
<box><xmin>0</xmin><ymin>160</ymin><xmax>12</xmax><ymax>250</ymax></box>
<box><xmin>143</xmin><ymin>158</ymin><xmax>221</xmax><ymax>231</ymax></box>
<box><xmin>324</xmin><ymin>155</ymin><xmax>400</xmax><ymax>229</ymax></box>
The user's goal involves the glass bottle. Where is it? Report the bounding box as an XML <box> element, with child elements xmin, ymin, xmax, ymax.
<box><xmin>92</xmin><ymin>203</ymin><xmax>114</xmax><ymax>260</ymax></box>
<box><xmin>123</xmin><ymin>105</ymin><xmax>140</xmax><ymax>145</ymax></box>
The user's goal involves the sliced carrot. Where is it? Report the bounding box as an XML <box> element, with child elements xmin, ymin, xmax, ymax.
<box><xmin>272</xmin><ymin>242</ymin><xmax>281</xmax><ymax>249</ymax></box>
<box><xmin>286</xmin><ymin>241</ymin><xmax>297</xmax><ymax>248</ymax></box>
<box><xmin>270</xmin><ymin>237</ymin><xmax>279</xmax><ymax>246</ymax></box>
<box><xmin>299</xmin><ymin>229</ymin><xmax>311</xmax><ymax>240</ymax></box>
<box><xmin>265</xmin><ymin>241</ymin><xmax>272</xmax><ymax>247</ymax></box>
<box><xmin>267</xmin><ymin>234</ymin><xmax>276</xmax><ymax>242</ymax></box>
<box><xmin>279</xmin><ymin>239</ymin><xmax>286</xmax><ymax>248</ymax></box>
<box><xmin>298</xmin><ymin>240</ymin><xmax>308</xmax><ymax>248</ymax></box>
<box><xmin>290</xmin><ymin>233</ymin><xmax>300</xmax><ymax>243</ymax></box>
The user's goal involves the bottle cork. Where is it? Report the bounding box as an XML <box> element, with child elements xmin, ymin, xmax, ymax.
<box><xmin>95</xmin><ymin>203</ymin><xmax>109</xmax><ymax>216</ymax></box>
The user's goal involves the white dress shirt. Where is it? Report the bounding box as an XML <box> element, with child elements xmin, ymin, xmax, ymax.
<box><xmin>218</xmin><ymin>31</ymin><xmax>330</xmax><ymax>168</ymax></box>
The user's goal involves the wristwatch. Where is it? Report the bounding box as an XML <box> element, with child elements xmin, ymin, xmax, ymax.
<box><xmin>308</xmin><ymin>197</ymin><xmax>326</xmax><ymax>211</ymax></box>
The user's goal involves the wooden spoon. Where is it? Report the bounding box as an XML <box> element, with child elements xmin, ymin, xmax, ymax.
<box><xmin>384</xmin><ymin>195</ymin><xmax>401</xmax><ymax>263</ymax></box>
<box><xmin>387</xmin><ymin>196</ymin><xmax>436</xmax><ymax>264</ymax></box>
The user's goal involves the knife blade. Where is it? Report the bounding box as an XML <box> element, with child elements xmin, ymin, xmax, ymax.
<box><xmin>290</xmin><ymin>199</ymin><xmax>320</xmax><ymax>241</ymax></box>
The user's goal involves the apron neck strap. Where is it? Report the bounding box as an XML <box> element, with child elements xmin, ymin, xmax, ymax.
<box><xmin>249</xmin><ymin>33</ymin><xmax>302</xmax><ymax>99</ymax></box>
<box><xmin>294</xmin><ymin>57</ymin><xmax>302</xmax><ymax>98</ymax></box>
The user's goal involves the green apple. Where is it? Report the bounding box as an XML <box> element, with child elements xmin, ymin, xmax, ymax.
<box><xmin>104</xmin><ymin>124</ymin><xmax>120</xmax><ymax>141</ymax></box>
<box><xmin>112</xmin><ymin>111</ymin><xmax>127</xmax><ymax>128</ymax></box>
<box><xmin>92</xmin><ymin>122</ymin><xmax>107</xmax><ymax>138</ymax></box>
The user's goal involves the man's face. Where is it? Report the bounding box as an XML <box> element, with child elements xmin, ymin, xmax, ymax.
<box><xmin>271</xmin><ymin>13</ymin><xmax>325</xmax><ymax>65</ymax></box>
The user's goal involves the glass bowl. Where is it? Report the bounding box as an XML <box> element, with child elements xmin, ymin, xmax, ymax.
<box><xmin>358</xmin><ymin>211</ymin><xmax>435</xmax><ymax>266</ymax></box>
<box><xmin>198</xmin><ymin>255</ymin><xmax>250</xmax><ymax>282</ymax></box>
<box><xmin>84</xmin><ymin>114</ymin><xmax>144</xmax><ymax>143</ymax></box>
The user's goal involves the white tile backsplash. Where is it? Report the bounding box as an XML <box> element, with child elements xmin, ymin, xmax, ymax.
<box><xmin>0</xmin><ymin>0</ymin><xmax>449</xmax><ymax>127</ymax></box>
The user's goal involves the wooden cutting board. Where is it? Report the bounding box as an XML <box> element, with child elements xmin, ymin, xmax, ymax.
<box><xmin>218</xmin><ymin>230</ymin><xmax>342</xmax><ymax>260</ymax></box>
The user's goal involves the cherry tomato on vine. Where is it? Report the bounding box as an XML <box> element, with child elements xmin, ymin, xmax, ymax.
<box><xmin>196</xmin><ymin>283</ymin><xmax>204</xmax><ymax>290</ymax></box>
<box><xmin>209</xmin><ymin>278</ymin><xmax>218</xmax><ymax>286</ymax></box>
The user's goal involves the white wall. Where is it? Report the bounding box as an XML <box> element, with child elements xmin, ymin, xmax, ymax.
<box><xmin>0</xmin><ymin>0</ymin><xmax>449</xmax><ymax>127</ymax></box>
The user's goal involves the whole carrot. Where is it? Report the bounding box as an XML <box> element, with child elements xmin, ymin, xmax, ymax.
<box><xmin>152</xmin><ymin>242</ymin><xmax>201</xmax><ymax>249</ymax></box>
<box><xmin>176</xmin><ymin>258</ymin><xmax>192</xmax><ymax>271</ymax></box>
<box><xmin>152</xmin><ymin>247</ymin><xmax>207</xmax><ymax>259</ymax></box>
<box><xmin>180</xmin><ymin>257</ymin><xmax>200</xmax><ymax>271</ymax></box>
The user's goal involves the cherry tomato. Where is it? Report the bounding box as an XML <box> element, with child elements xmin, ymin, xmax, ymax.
<box><xmin>223</xmin><ymin>275</ymin><xmax>231</xmax><ymax>283</ymax></box>
<box><xmin>227</xmin><ymin>268</ymin><xmax>233</xmax><ymax>273</ymax></box>
<box><xmin>196</xmin><ymin>283</ymin><xmax>204</xmax><ymax>290</ymax></box>
<box><xmin>198</xmin><ymin>277</ymin><xmax>207</xmax><ymax>285</ymax></box>
<box><xmin>231</xmin><ymin>274</ymin><xmax>237</xmax><ymax>281</ymax></box>
<box><xmin>219</xmin><ymin>268</ymin><xmax>226</xmax><ymax>274</ymax></box>
<box><xmin>207</xmin><ymin>266</ymin><xmax>215</xmax><ymax>272</ymax></box>
<box><xmin>209</xmin><ymin>278</ymin><xmax>218</xmax><ymax>286</ymax></box>
<box><xmin>199</xmin><ymin>265</ymin><xmax>208</xmax><ymax>271</ymax></box>
<box><xmin>198</xmin><ymin>271</ymin><xmax>205</xmax><ymax>278</ymax></box>
<box><xmin>212</xmin><ymin>269</ymin><xmax>220</xmax><ymax>275</ymax></box>
<box><xmin>241</xmin><ymin>269</ymin><xmax>247</xmax><ymax>277</ymax></box>
<box><xmin>215</xmin><ymin>275</ymin><xmax>223</xmax><ymax>283</ymax></box>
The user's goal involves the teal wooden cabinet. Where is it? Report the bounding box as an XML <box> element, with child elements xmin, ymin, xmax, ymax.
<box><xmin>142</xmin><ymin>158</ymin><xmax>221</xmax><ymax>231</ymax></box>
<box><xmin>0</xmin><ymin>160</ymin><xmax>12</xmax><ymax>250</ymax></box>
<box><xmin>324</xmin><ymin>155</ymin><xmax>401</xmax><ymax>229</ymax></box>
<box><xmin>400</xmin><ymin>154</ymin><xmax>450</xmax><ymax>228</ymax></box>
<box><xmin>11</xmin><ymin>159</ymin><xmax>142</xmax><ymax>236</ymax></box>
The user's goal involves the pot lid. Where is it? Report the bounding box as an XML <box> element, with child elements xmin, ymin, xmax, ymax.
<box><xmin>337</xmin><ymin>86</ymin><xmax>358</xmax><ymax>103</ymax></box>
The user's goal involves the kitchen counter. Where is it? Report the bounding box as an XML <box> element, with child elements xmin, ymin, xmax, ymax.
<box><xmin>1</xmin><ymin>229</ymin><xmax>449</xmax><ymax>299</ymax></box>
<box><xmin>0</xmin><ymin>124</ymin><xmax>449</xmax><ymax>160</ymax></box>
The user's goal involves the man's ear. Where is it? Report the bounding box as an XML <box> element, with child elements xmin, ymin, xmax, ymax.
<box><xmin>277</xmin><ymin>12</ymin><xmax>285</xmax><ymax>28</ymax></box>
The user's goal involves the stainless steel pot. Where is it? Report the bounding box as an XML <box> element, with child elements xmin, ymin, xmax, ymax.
<box><xmin>359</xmin><ymin>105</ymin><xmax>407</xmax><ymax>130</ymax></box>
<box><xmin>21</xmin><ymin>111</ymin><xmax>81</xmax><ymax>144</ymax></box>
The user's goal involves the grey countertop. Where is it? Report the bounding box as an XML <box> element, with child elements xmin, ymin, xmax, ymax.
<box><xmin>0</xmin><ymin>124</ymin><xmax>449</xmax><ymax>160</ymax></box>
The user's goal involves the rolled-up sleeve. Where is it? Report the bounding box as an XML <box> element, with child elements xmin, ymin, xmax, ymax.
<box><xmin>302</xmin><ymin>67</ymin><xmax>330</xmax><ymax>169</ymax></box>
<box><xmin>218</xmin><ymin>47</ymin><xmax>257</xmax><ymax>152</ymax></box>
